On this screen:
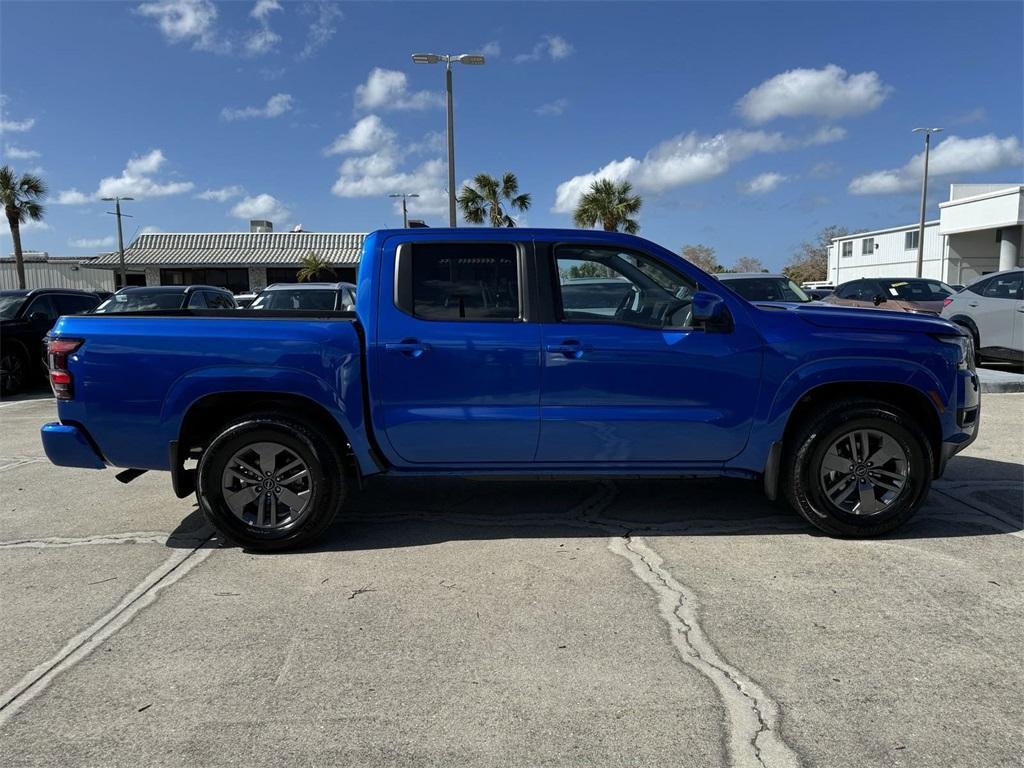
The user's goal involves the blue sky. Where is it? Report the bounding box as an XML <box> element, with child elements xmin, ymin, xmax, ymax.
<box><xmin>1</xmin><ymin>0</ymin><xmax>1022</xmax><ymax>270</ymax></box>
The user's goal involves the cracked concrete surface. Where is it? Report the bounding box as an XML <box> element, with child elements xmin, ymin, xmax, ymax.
<box><xmin>0</xmin><ymin>393</ymin><xmax>1021</xmax><ymax>767</ymax></box>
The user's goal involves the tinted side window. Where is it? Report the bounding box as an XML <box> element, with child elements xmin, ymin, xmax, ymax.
<box><xmin>410</xmin><ymin>243</ymin><xmax>520</xmax><ymax>321</ymax></box>
<box><xmin>25</xmin><ymin>294</ymin><xmax>58</xmax><ymax>320</ymax></box>
<box><xmin>835</xmin><ymin>282</ymin><xmax>859</xmax><ymax>299</ymax></box>
<box><xmin>53</xmin><ymin>294</ymin><xmax>100</xmax><ymax>314</ymax></box>
<box><xmin>187</xmin><ymin>292</ymin><xmax>209</xmax><ymax>308</ymax></box>
<box><xmin>981</xmin><ymin>273</ymin><xmax>1022</xmax><ymax>300</ymax></box>
<box><xmin>856</xmin><ymin>281</ymin><xmax>881</xmax><ymax>301</ymax></box>
<box><xmin>209</xmin><ymin>293</ymin><xmax>234</xmax><ymax>308</ymax></box>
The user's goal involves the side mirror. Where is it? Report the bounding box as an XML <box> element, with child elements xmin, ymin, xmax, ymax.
<box><xmin>691</xmin><ymin>291</ymin><xmax>733</xmax><ymax>332</ymax></box>
<box><xmin>872</xmin><ymin>294</ymin><xmax>887</xmax><ymax>306</ymax></box>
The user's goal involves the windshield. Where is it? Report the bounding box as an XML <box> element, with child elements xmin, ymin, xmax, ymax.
<box><xmin>94</xmin><ymin>292</ymin><xmax>185</xmax><ymax>313</ymax></box>
<box><xmin>725</xmin><ymin>277</ymin><xmax>811</xmax><ymax>303</ymax></box>
<box><xmin>250</xmin><ymin>289</ymin><xmax>337</xmax><ymax>311</ymax></box>
<box><xmin>881</xmin><ymin>280</ymin><xmax>954</xmax><ymax>301</ymax></box>
<box><xmin>0</xmin><ymin>295</ymin><xmax>27</xmax><ymax>320</ymax></box>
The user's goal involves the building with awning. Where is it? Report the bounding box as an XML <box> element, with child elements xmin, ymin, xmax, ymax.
<box><xmin>85</xmin><ymin>222</ymin><xmax>366</xmax><ymax>293</ymax></box>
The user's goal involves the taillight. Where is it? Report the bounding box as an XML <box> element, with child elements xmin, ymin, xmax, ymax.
<box><xmin>47</xmin><ymin>338</ymin><xmax>83</xmax><ymax>400</ymax></box>
<box><xmin>942</xmin><ymin>297</ymin><xmax>953</xmax><ymax>308</ymax></box>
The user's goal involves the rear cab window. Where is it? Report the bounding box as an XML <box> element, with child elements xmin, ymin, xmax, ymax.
<box><xmin>400</xmin><ymin>242</ymin><xmax>522</xmax><ymax>321</ymax></box>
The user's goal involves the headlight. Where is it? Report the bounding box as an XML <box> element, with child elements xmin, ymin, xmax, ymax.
<box><xmin>937</xmin><ymin>334</ymin><xmax>973</xmax><ymax>370</ymax></box>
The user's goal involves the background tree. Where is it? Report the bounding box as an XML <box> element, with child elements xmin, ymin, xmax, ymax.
<box><xmin>783</xmin><ymin>225</ymin><xmax>849</xmax><ymax>285</ymax></box>
<box><xmin>297</xmin><ymin>250</ymin><xmax>336</xmax><ymax>282</ymax></box>
<box><xmin>680</xmin><ymin>243</ymin><xmax>721</xmax><ymax>273</ymax></box>
<box><xmin>730</xmin><ymin>256</ymin><xmax>767</xmax><ymax>273</ymax></box>
<box><xmin>458</xmin><ymin>172</ymin><xmax>531</xmax><ymax>227</ymax></box>
<box><xmin>573</xmin><ymin>179</ymin><xmax>642</xmax><ymax>233</ymax></box>
<box><xmin>1</xmin><ymin>166</ymin><xmax>47</xmax><ymax>290</ymax></box>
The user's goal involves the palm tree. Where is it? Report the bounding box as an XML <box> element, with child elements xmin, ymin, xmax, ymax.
<box><xmin>573</xmin><ymin>179</ymin><xmax>641</xmax><ymax>234</ymax></box>
<box><xmin>1</xmin><ymin>166</ymin><xmax>47</xmax><ymax>290</ymax></box>
<box><xmin>457</xmin><ymin>172</ymin><xmax>531</xmax><ymax>227</ymax></box>
<box><xmin>296</xmin><ymin>250</ymin><xmax>336</xmax><ymax>282</ymax></box>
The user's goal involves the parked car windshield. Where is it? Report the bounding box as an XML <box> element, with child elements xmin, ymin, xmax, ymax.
<box><xmin>880</xmin><ymin>279</ymin><xmax>954</xmax><ymax>301</ymax></box>
<box><xmin>250</xmin><ymin>289</ymin><xmax>337</xmax><ymax>311</ymax></box>
<box><xmin>94</xmin><ymin>291</ymin><xmax>185</xmax><ymax>313</ymax></box>
<box><xmin>724</xmin><ymin>277</ymin><xmax>811</xmax><ymax>303</ymax></box>
<box><xmin>0</xmin><ymin>294</ymin><xmax>27</xmax><ymax>320</ymax></box>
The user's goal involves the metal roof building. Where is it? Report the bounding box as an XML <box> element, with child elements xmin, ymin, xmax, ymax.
<box><xmin>85</xmin><ymin>228</ymin><xmax>367</xmax><ymax>293</ymax></box>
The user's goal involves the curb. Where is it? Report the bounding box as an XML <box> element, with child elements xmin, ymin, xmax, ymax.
<box><xmin>980</xmin><ymin>380</ymin><xmax>1024</xmax><ymax>394</ymax></box>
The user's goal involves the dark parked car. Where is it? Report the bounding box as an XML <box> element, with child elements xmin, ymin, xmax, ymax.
<box><xmin>823</xmin><ymin>278</ymin><xmax>956</xmax><ymax>315</ymax></box>
<box><xmin>716</xmin><ymin>273</ymin><xmax>813</xmax><ymax>303</ymax></box>
<box><xmin>248</xmin><ymin>282</ymin><xmax>357</xmax><ymax>311</ymax></box>
<box><xmin>94</xmin><ymin>285</ymin><xmax>238</xmax><ymax>313</ymax></box>
<box><xmin>0</xmin><ymin>288</ymin><xmax>103</xmax><ymax>394</ymax></box>
<box><xmin>805</xmin><ymin>287</ymin><xmax>834</xmax><ymax>301</ymax></box>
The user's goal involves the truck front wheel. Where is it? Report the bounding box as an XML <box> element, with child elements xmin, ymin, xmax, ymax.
<box><xmin>196</xmin><ymin>416</ymin><xmax>345</xmax><ymax>551</ymax></box>
<box><xmin>783</xmin><ymin>399</ymin><xmax>933</xmax><ymax>537</ymax></box>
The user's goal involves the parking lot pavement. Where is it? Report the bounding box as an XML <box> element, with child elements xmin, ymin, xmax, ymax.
<box><xmin>1</xmin><ymin>394</ymin><xmax>1021</xmax><ymax>768</ymax></box>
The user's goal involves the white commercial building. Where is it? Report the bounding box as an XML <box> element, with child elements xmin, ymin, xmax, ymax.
<box><xmin>828</xmin><ymin>184</ymin><xmax>1023</xmax><ymax>286</ymax></box>
<box><xmin>0</xmin><ymin>252</ymin><xmax>115</xmax><ymax>292</ymax></box>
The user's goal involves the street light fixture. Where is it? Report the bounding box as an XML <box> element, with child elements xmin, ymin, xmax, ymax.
<box><xmin>102</xmin><ymin>196</ymin><xmax>134</xmax><ymax>287</ymax></box>
<box><xmin>389</xmin><ymin>192</ymin><xmax>420</xmax><ymax>228</ymax></box>
<box><xmin>912</xmin><ymin>127</ymin><xmax>943</xmax><ymax>278</ymax></box>
<box><xmin>411</xmin><ymin>52</ymin><xmax>486</xmax><ymax>227</ymax></box>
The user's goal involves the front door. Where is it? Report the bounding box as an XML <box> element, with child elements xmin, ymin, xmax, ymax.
<box><xmin>537</xmin><ymin>244</ymin><xmax>763</xmax><ymax>464</ymax></box>
<box><xmin>373</xmin><ymin>239</ymin><xmax>541</xmax><ymax>465</ymax></box>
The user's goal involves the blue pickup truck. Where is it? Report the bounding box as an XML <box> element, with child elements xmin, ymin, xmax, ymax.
<box><xmin>40</xmin><ymin>229</ymin><xmax>979</xmax><ymax>550</ymax></box>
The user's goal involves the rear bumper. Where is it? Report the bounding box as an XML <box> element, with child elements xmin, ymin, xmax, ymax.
<box><xmin>41</xmin><ymin>423</ymin><xmax>106</xmax><ymax>469</ymax></box>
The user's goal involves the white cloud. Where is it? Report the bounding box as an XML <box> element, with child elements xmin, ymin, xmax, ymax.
<box><xmin>737</xmin><ymin>64</ymin><xmax>891</xmax><ymax>123</ymax></box>
<box><xmin>478</xmin><ymin>41</ymin><xmax>501</xmax><ymax>58</ymax></box>
<box><xmin>0</xmin><ymin>95</ymin><xmax>35</xmax><ymax>133</ymax></box>
<box><xmin>135</xmin><ymin>0</ymin><xmax>225</xmax><ymax>52</ymax></box>
<box><xmin>952</xmin><ymin>107</ymin><xmax>987</xmax><ymax>125</ymax></box>
<box><xmin>230</xmin><ymin>193</ymin><xmax>290</xmax><ymax>222</ymax></box>
<box><xmin>140</xmin><ymin>225</ymin><xmax>163</xmax><ymax>235</ymax></box>
<box><xmin>741</xmin><ymin>172</ymin><xmax>789</xmax><ymax>194</ymax></box>
<box><xmin>70</xmin><ymin>236</ymin><xmax>116</xmax><ymax>249</ymax></box>
<box><xmin>221</xmin><ymin>93</ymin><xmax>293</xmax><ymax>120</ymax></box>
<box><xmin>56</xmin><ymin>189</ymin><xmax>92</xmax><ymax>205</ymax></box>
<box><xmin>324</xmin><ymin>115</ymin><xmax>396</xmax><ymax>155</ymax></box>
<box><xmin>299</xmin><ymin>1</ymin><xmax>342</xmax><ymax>60</ymax></box>
<box><xmin>251</xmin><ymin>0</ymin><xmax>280</xmax><ymax>20</ymax></box>
<box><xmin>809</xmin><ymin>160</ymin><xmax>839</xmax><ymax>179</ymax></box>
<box><xmin>245</xmin><ymin>0</ymin><xmax>281</xmax><ymax>55</ymax></box>
<box><xmin>196</xmin><ymin>185</ymin><xmax>245</xmax><ymax>201</ymax></box>
<box><xmin>553</xmin><ymin>129</ymin><xmax>789</xmax><ymax>213</ymax></box>
<box><xmin>4</xmin><ymin>145</ymin><xmax>40</xmax><ymax>160</ymax></box>
<box><xmin>514</xmin><ymin>34</ymin><xmax>573</xmax><ymax>63</ymax></box>
<box><xmin>805</xmin><ymin>126</ymin><xmax>846</xmax><ymax>145</ymax></box>
<box><xmin>56</xmin><ymin>149</ymin><xmax>194</xmax><ymax>203</ymax></box>
<box><xmin>849</xmin><ymin>133</ymin><xmax>1024</xmax><ymax>195</ymax></box>
<box><xmin>1</xmin><ymin>218</ymin><xmax>49</xmax><ymax>237</ymax></box>
<box><xmin>326</xmin><ymin>115</ymin><xmax>447</xmax><ymax>216</ymax></box>
<box><xmin>355</xmin><ymin>68</ymin><xmax>442</xmax><ymax>111</ymax></box>
<box><xmin>536</xmin><ymin>98</ymin><xmax>568</xmax><ymax>117</ymax></box>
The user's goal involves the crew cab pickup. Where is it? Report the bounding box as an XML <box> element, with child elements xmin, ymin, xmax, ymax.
<box><xmin>41</xmin><ymin>229</ymin><xmax>980</xmax><ymax>550</ymax></box>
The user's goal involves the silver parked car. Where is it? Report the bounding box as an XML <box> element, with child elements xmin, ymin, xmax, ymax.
<box><xmin>940</xmin><ymin>268</ymin><xmax>1023</xmax><ymax>362</ymax></box>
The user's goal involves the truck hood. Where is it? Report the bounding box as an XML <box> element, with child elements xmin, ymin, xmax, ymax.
<box><xmin>752</xmin><ymin>301</ymin><xmax>962</xmax><ymax>335</ymax></box>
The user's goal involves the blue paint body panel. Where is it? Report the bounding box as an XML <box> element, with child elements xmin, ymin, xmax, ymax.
<box><xmin>41</xmin><ymin>228</ymin><xmax>979</xmax><ymax>489</ymax></box>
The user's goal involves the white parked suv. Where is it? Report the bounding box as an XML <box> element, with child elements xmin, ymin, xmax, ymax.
<box><xmin>941</xmin><ymin>268</ymin><xmax>1023</xmax><ymax>363</ymax></box>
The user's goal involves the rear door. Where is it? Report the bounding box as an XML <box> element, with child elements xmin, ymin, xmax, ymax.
<box><xmin>972</xmin><ymin>272</ymin><xmax>1022</xmax><ymax>351</ymax></box>
<box><xmin>372</xmin><ymin>238</ymin><xmax>542</xmax><ymax>465</ymax></box>
<box><xmin>536</xmin><ymin>242</ymin><xmax>763</xmax><ymax>463</ymax></box>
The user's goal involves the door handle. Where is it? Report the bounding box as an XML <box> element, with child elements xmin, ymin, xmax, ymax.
<box><xmin>385</xmin><ymin>339</ymin><xmax>431</xmax><ymax>358</ymax></box>
<box><xmin>967</xmin><ymin>302</ymin><xmax>979</xmax><ymax>307</ymax></box>
<box><xmin>546</xmin><ymin>340</ymin><xmax>591</xmax><ymax>359</ymax></box>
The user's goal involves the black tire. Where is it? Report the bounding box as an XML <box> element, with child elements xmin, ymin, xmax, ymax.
<box><xmin>196</xmin><ymin>416</ymin><xmax>345</xmax><ymax>551</ymax></box>
<box><xmin>783</xmin><ymin>399</ymin><xmax>933</xmax><ymax>537</ymax></box>
<box><xmin>0</xmin><ymin>347</ymin><xmax>29</xmax><ymax>396</ymax></box>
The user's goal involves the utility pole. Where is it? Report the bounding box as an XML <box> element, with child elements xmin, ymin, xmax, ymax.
<box><xmin>412</xmin><ymin>52</ymin><xmax>486</xmax><ymax>227</ymax></box>
<box><xmin>388</xmin><ymin>193</ymin><xmax>420</xmax><ymax>227</ymax></box>
<box><xmin>102</xmin><ymin>196</ymin><xmax>134</xmax><ymax>287</ymax></box>
<box><xmin>912</xmin><ymin>128</ymin><xmax>942</xmax><ymax>278</ymax></box>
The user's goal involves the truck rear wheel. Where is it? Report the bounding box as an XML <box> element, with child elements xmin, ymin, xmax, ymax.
<box><xmin>783</xmin><ymin>399</ymin><xmax>933</xmax><ymax>537</ymax></box>
<box><xmin>196</xmin><ymin>416</ymin><xmax>344</xmax><ymax>551</ymax></box>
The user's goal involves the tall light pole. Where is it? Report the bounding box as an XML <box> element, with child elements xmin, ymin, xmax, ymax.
<box><xmin>912</xmin><ymin>127</ymin><xmax>942</xmax><ymax>278</ymax></box>
<box><xmin>102</xmin><ymin>196</ymin><xmax>134</xmax><ymax>287</ymax></box>
<box><xmin>411</xmin><ymin>52</ymin><xmax>486</xmax><ymax>227</ymax></box>
<box><xmin>389</xmin><ymin>192</ymin><xmax>420</xmax><ymax>228</ymax></box>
